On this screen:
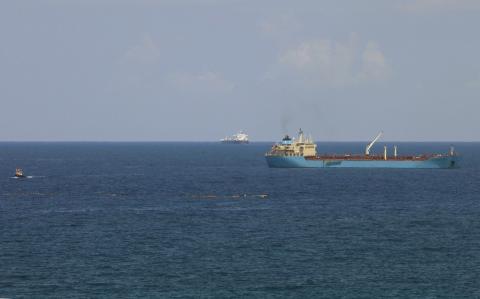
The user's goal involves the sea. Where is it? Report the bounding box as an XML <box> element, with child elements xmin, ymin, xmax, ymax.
<box><xmin>1</xmin><ymin>142</ymin><xmax>479</xmax><ymax>298</ymax></box>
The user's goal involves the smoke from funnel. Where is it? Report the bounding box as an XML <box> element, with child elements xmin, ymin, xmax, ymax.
<box><xmin>280</xmin><ymin>112</ymin><xmax>291</xmax><ymax>135</ymax></box>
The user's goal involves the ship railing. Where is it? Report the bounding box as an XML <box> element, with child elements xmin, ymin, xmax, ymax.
<box><xmin>268</xmin><ymin>150</ymin><xmax>451</xmax><ymax>159</ymax></box>
<box><xmin>266</xmin><ymin>151</ymin><xmax>303</xmax><ymax>157</ymax></box>
<box><xmin>308</xmin><ymin>154</ymin><xmax>437</xmax><ymax>161</ymax></box>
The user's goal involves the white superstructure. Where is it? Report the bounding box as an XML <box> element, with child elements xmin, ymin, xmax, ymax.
<box><xmin>221</xmin><ymin>131</ymin><xmax>249</xmax><ymax>143</ymax></box>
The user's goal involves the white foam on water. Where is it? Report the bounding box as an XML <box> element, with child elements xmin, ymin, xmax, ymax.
<box><xmin>9</xmin><ymin>175</ymin><xmax>44</xmax><ymax>179</ymax></box>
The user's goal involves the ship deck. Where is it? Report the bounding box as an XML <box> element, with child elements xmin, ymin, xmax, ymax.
<box><xmin>304</xmin><ymin>154</ymin><xmax>442</xmax><ymax>161</ymax></box>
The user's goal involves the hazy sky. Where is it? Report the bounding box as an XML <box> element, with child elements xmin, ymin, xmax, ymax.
<box><xmin>1</xmin><ymin>0</ymin><xmax>479</xmax><ymax>141</ymax></box>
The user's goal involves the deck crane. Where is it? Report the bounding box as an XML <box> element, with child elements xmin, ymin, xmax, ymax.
<box><xmin>365</xmin><ymin>131</ymin><xmax>383</xmax><ymax>156</ymax></box>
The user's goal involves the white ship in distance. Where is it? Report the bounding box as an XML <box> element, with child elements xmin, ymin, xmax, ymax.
<box><xmin>220</xmin><ymin>131</ymin><xmax>249</xmax><ymax>144</ymax></box>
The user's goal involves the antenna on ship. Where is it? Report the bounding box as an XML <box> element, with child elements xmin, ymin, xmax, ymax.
<box><xmin>365</xmin><ymin>131</ymin><xmax>383</xmax><ymax>156</ymax></box>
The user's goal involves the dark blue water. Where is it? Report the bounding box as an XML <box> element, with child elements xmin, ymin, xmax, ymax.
<box><xmin>1</xmin><ymin>142</ymin><xmax>479</xmax><ymax>298</ymax></box>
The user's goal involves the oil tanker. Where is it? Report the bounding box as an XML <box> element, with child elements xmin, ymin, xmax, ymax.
<box><xmin>265</xmin><ymin>129</ymin><xmax>458</xmax><ymax>169</ymax></box>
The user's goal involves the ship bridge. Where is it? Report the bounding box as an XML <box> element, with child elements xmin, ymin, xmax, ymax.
<box><xmin>268</xmin><ymin>129</ymin><xmax>317</xmax><ymax>157</ymax></box>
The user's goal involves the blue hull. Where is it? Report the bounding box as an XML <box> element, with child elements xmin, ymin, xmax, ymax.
<box><xmin>265</xmin><ymin>155</ymin><xmax>458</xmax><ymax>169</ymax></box>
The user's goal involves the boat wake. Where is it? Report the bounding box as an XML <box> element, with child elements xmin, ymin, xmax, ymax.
<box><xmin>10</xmin><ymin>175</ymin><xmax>43</xmax><ymax>179</ymax></box>
<box><xmin>190</xmin><ymin>194</ymin><xmax>268</xmax><ymax>200</ymax></box>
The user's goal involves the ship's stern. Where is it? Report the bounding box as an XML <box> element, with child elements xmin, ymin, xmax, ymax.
<box><xmin>265</xmin><ymin>155</ymin><xmax>321</xmax><ymax>168</ymax></box>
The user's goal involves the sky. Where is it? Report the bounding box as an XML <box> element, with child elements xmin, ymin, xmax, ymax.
<box><xmin>0</xmin><ymin>0</ymin><xmax>479</xmax><ymax>141</ymax></box>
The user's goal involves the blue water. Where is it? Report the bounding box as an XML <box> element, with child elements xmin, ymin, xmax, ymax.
<box><xmin>1</xmin><ymin>142</ymin><xmax>479</xmax><ymax>298</ymax></box>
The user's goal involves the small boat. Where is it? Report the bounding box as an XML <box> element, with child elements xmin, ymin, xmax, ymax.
<box><xmin>15</xmin><ymin>168</ymin><xmax>26</xmax><ymax>178</ymax></box>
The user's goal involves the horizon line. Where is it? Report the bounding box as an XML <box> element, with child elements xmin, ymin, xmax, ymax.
<box><xmin>0</xmin><ymin>140</ymin><xmax>478</xmax><ymax>143</ymax></box>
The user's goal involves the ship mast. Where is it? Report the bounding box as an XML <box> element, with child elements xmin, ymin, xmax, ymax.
<box><xmin>298</xmin><ymin>128</ymin><xmax>304</xmax><ymax>143</ymax></box>
<box><xmin>365</xmin><ymin>131</ymin><xmax>383</xmax><ymax>156</ymax></box>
